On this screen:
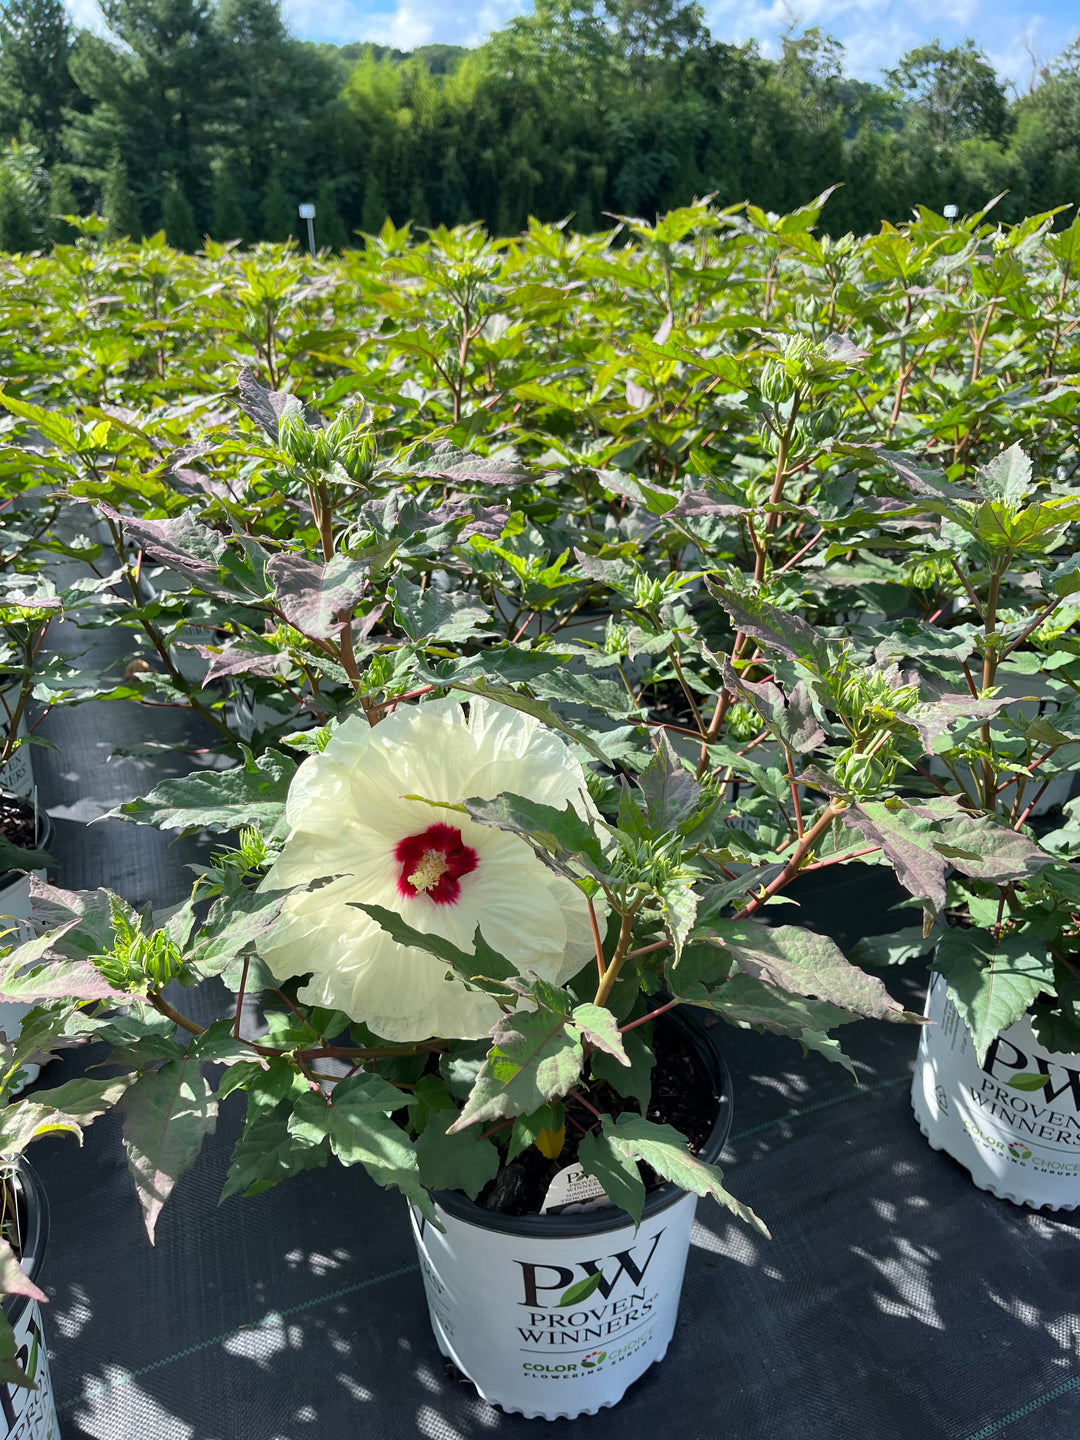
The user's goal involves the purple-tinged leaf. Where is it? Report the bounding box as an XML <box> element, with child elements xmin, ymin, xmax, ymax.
<box><xmin>842</xmin><ymin>800</ymin><xmax>950</xmax><ymax>916</ymax></box>
<box><xmin>908</xmin><ymin>690</ymin><xmax>1013</xmax><ymax>749</ymax></box>
<box><xmin>236</xmin><ymin>368</ymin><xmax>302</xmax><ymax>436</ymax></box>
<box><xmin>932</xmin><ymin>811</ymin><xmax>1055</xmax><ymax>884</ymax></box>
<box><xmin>388</xmin><ymin>439</ymin><xmax>536</xmax><ymax>487</ymax></box>
<box><xmin>266</xmin><ymin>551</ymin><xmax>371</xmax><ymax>640</ymax></box>
<box><xmin>197</xmin><ymin>644</ymin><xmax>290</xmax><ymax>686</ymax></box>
<box><xmin>881</xmin><ymin>451</ymin><xmax>977</xmax><ymax>504</ymax></box>
<box><xmin>721</xmin><ymin>658</ymin><xmax>825</xmax><ymax>752</ymax></box>
<box><xmin>675</xmin><ymin>488</ymin><xmax>748</xmax><ymax>521</ymax></box>
<box><xmin>707</xmin><ymin>583</ymin><xmax>832</xmax><ymax>675</ymax></box>
<box><xmin>0</xmin><ymin>953</ymin><xmax>122</xmax><ymax>1005</ymax></box>
<box><xmin>709</xmin><ymin>920</ymin><xmax>912</xmax><ymax>1022</ymax></box>
<box><xmin>435</xmin><ymin>498</ymin><xmax>508</xmax><ymax>539</ymax></box>
<box><xmin>571</xmin><ymin>1004</ymin><xmax>629</xmax><ymax>1064</ymax></box>
<box><xmin>0</xmin><ymin>1238</ymin><xmax>45</xmax><ymax>1304</ymax></box>
<box><xmin>639</xmin><ymin>733</ymin><xmax>701</xmax><ymax>828</ymax></box>
<box><xmin>625</xmin><ymin>379</ymin><xmax>654</xmax><ymax>410</ymax></box>
<box><xmin>121</xmin><ymin>1055</ymin><xmax>218</xmax><ymax>1242</ymax></box>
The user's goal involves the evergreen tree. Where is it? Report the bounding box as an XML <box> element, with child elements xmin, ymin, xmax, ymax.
<box><xmin>211</xmin><ymin>163</ymin><xmax>248</xmax><ymax>241</ymax></box>
<box><xmin>314</xmin><ymin>176</ymin><xmax>348</xmax><ymax>249</ymax></box>
<box><xmin>101</xmin><ymin>148</ymin><xmax>141</xmax><ymax>239</ymax></box>
<box><xmin>360</xmin><ymin>173</ymin><xmax>388</xmax><ymax>235</ymax></box>
<box><xmin>0</xmin><ymin>139</ymin><xmax>46</xmax><ymax>250</ymax></box>
<box><xmin>214</xmin><ymin>0</ymin><xmax>340</xmax><ymax>225</ymax></box>
<box><xmin>261</xmin><ymin>172</ymin><xmax>294</xmax><ymax>240</ymax></box>
<box><xmin>46</xmin><ymin>165</ymin><xmax>77</xmax><ymax>243</ymax></box>
<box><xmin>161</xmin><ymin>176</ymin><xmax>199</xmax><ymax>250</ymax></box>
<box><xmin>0</xmin><ymin>0</ymin><xmax>74</xmax><ymax>164</ymax></box>
<box><xmin>65</xmin><ymin>0</ymin><xmax>228</xmax><ymax>233</ymax></box>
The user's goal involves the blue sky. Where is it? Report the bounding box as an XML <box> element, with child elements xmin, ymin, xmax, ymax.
<box><xmin>274</xmin><ymin>0</ymin><xmax>1079</xmax><ymax>89</ymax></box>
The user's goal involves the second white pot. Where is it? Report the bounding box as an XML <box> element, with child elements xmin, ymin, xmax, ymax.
<box><xmin>912</xmin><ymin>972</ymin><xmax>1080</xmax><ymax>1209</ymax></box>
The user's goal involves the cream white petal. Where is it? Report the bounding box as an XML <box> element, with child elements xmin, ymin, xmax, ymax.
<box><xmin>257</xmin><ymin>697</ymin><xmax>602</xmax><ymax>1041</ymax></box>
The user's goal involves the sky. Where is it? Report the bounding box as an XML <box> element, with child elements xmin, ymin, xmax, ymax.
<box><xmin>273</xmin><ymin>0</ymin><xmax>1079</xmax><ymax>90</ymax></box>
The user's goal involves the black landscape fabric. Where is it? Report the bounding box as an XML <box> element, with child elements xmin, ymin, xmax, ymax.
<box><xmin>23</xmin><ymin>635</ymin><xmax>1080</xmax><ymax>1440</ymax></box>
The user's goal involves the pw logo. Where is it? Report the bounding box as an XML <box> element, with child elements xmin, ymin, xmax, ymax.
<box><xmin>515</xmin><ymin>1230</ymin><xmax>664</xmax><ymax>1308</ymax></box>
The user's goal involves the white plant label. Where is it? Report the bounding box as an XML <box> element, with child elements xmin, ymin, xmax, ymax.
<box><xmin>540</xmin><ymin>1164</ymin><xmax>610</xmax><ymax>1215</ymax></box>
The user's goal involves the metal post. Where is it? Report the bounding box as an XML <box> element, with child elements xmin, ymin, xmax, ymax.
<box><xmin>298</xmin><ymin>202</ymin><xmax>316</xmax><ymax>258</ymax></box>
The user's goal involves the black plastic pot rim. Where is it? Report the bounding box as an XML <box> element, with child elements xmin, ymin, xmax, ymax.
<box><xmin>431</xmin><ymin>1006</ymin><xmax>733</xmax><ymax>1240</ymax></box>
<box><xmin>1</xmin><ymin>1160</ymin><xmax>49</xmax><ymax>1330</ymax></box>
<box><xmin>0</xmin><ymin>804</ymin><xmax>53</xmax><ymax>899</ymax></box>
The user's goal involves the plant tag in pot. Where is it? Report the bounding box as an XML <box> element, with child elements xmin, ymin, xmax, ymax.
<box><xmin>540</xmin><ymin>1163</ymin><xmax>610</xmax><ymax>1215</ymax></box>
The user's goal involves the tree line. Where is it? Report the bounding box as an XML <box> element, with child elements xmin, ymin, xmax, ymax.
<box><xmin>1</xmin><ymin>0</ymin><xmax>1079</xmax><ymax>251</ymax></box>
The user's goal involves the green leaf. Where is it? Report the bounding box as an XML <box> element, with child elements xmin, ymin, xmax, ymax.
<box><xmin>462</xmin><ymin>793</ymin><xmax>606</xmax><ymax>871</ymax></box>
<box><xmin>19</xmin><ymin>1075</ymin><xmax>136</xmax><ymax>1125</ymax></box>
<box><xmin>508</xmin><ymin>1102</ymin><xmax>566</xmax><ymax>1161</ymax></box>
<box><xmin>221</xmin><ymin>1097</ymin><xmax>330</xmax><ymax>1200</ymax></box>
<box><xmin>448</xmin><ymin>1010</ymin><xmax>583</xmax><ymax>1131</ymax></box>
<box><xmin>287</xmin><ymin>1084</ymin><xmax>431</xmax><ymax>1215</ymax></box>
<box><xmin>189</xmin><ymin>887</ymin><xmax>290</xmax><ymax>980</ymax></box>
<box><xmin>0</xmin><ymin>1100</ymin><xmax>84</xmax><ymax>1156</ymax></box>
<box><xmin>849</xmin><ymin>926</ymin><xmax>937</xmax><ymax>968</ymax></box>
<box><xmin>352</xmin><ymin>904</ymin><xmax>517</xmax><ymax>992</ymax></box>
<box><xmin>414</xmin><ymin>1121</ymin><xmax>500</xmax><ymax>1198</ymax></box>
<box><xmin>121</xmin><ymin>1055</ymin><xmax>218</xmax><ymax>1242</ymax></box>
<box><xmin>1030</xmin><ymin>1007</ymin><xmax>1080</xmax><ymax>1054</ymax></box>
<box><xmin>390</xmin><ymin>576</ymin><xmax>489</xmax><ymax>642</ymax></box>
<box><xmin>709</xmin><ymin>920</ymin><xmax>911</xmax><ymax>1021</ymax></box>
<box><xmin>590</xmin><ymin>1026</ymin><xmax>654</xmax><ymax>1113</ymax></box>
<box><xmin>977</xmin><ymin>445</ymin><xmax>1034</xmax><ymax>505</ymax></box>
<box><xmin>583</xmin><ymin>1113</ymin><xmax>768</xmax><ymax>1234</ymax></box>
<box><xmin>935</xmin><ymin>927</ymin><xmax>1054</xmax><ymax>1064</ymax></box>
<box><xmin>0</xmin><ymin>1308</ymin><xmax>35</xmax><ymax>1391</ymax></box>
<box><xmin>572</xmin><ymin>1004</ymin><xmax>629</xmax><ymax>1064</ymax></box>
<box><xmin>410</xmin><ymin>1073</ymin><xmax>457</xmax><ymax>1136</ymax></box>
<box><xmin>0</xmin><ymin>836</ymin><xmax>56</xmax><ymax>873</ymax></box>
<box><xmin>108</xmin><ymin>749</ymin><xmax>297</xmax><ymax>834</ymax></box>
<box><xmin>575</xmin><ymin>1126</ymin><xmax>645</xmax><ymax>1221</ymax></box>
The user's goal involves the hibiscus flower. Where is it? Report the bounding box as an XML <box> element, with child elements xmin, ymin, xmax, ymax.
<box><xmin>258</xmin><ymin>697</ymin><xmax>599</xmax><ymax>1041</ymax></box>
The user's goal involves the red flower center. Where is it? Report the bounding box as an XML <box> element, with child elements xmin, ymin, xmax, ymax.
<box><xmin>394</xmin><ymin>823</ymin><xmax>479</xmax><ymax>907</ymax></box>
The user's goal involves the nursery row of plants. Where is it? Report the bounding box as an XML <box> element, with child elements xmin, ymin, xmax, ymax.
<box><xmin>1</xmin><ymin>196</ymin><xmax>1079</xmax><ymax>1419</ymax></box>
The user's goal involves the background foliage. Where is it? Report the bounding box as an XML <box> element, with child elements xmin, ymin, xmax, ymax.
<box><xmin>1</xmin><ymin>0</ymin><xmax>1080</xmax><ymax>248</ymax></box>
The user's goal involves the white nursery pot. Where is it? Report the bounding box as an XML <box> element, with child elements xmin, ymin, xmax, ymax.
<box><xmin>0</xmin><ymin>813</ymin><xmax>55</xmax><ymax>1091</ymax></box>
<box><xmin>0</xmin><ymin>1164</ymin><xmax>60</xmax><ymax>1440</ymax></box>
<box><xmin>410</xmin><ymin>1017</ymin><xmax>732</xmax><ymax>1420</ymax></box>
<box><xmin>912</xmin><ymin>972</ymin><xmax>1080</xmax><ymax>1209</ymax></box>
